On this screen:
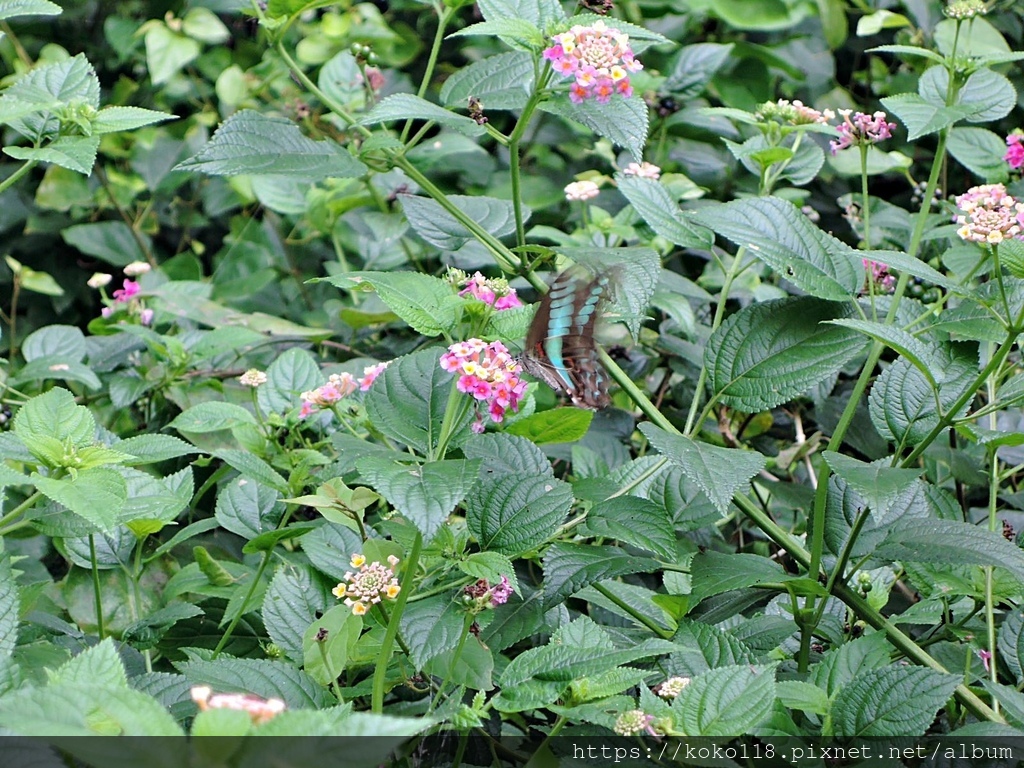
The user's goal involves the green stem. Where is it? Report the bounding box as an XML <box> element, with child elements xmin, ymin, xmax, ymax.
<box><xmin>859</xmin><ymin>143</ymin><xmax>871</xmax><ymax>248</ymax></box>
<box><xmin>0</xmin><ymin>159</ymin><xmax>37</xmax><ymax>197</ymax></box>
<box><xmin>317</xmin><ymin>635</ymin><xmax>345</xmax><ymax>704</ymax></box>
<box><xmin>684</xmin><ymin>248</ymin><xmax>747</xmax><ymax>436</ymax></box>
<box><xmin>400</xmin><ymin>4</ymin><xmax>455</xmax><ymax>144</ymax></box>
<box><xmin>508</xmin><ymin>88</ymin><xmax>546</xmax><ymax>251</ymax></box>
<box><xmin>429</xmin><ymin>612</ymin><xmax>474</xmax><ymax>713</ymax></box>
<box><xmin>594</xmin><ymin>582</ymin><xmax>672</xmax><ymax>639</ymax></box>
<box><xmin>212</xmin><ymin>549</ymin><xmax>272</xmax><ymax>658</ymax></box>
<box><xmin>0</xmin><ymin>490</ymin><xmax>42</xmax><ymax>530</ymax></box>
<box><xmin>89</xmin><ymin>534</ymin><xmax>105</xmax><ymax>639</ymax></box>
<box><xmin>433</xmin><ymin>380</ymin><xmax>470</xmax><ymax>461</ymax></box>
<box><xmin>372</xmin><ymin>531</ymin><xmax>422</xmax><ymax>713</ymax></box>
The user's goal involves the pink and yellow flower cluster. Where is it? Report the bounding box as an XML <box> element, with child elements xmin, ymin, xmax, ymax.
<box><xmin>440</xmin><ymin>339</ymin><xmax>527</xmax><ymax>432</ymax></box>
<box><xmin>1005</xmin><ymin>132</ymin><xmax>1024</xmax><ymax>170</ymax></box>
<box><xmin>954</xmin><ymin>183</ymin><xmax>1024</xmax><ymax>244</ymax></box>
<box><xmin>458</xmin><ymin>271</ymin><xmax>523</xmax><ymax>310</ymax></box>
<box><xmin>830</xmin><ymin>110</ymin><xmax>896</xmax><ymax>155</ymax></box>
<box><xmin>332</xmin><ymin>554</ymin><xmax>401</xmax><ymax>616</ymax></box>
<box><xmin>462</xmin><ymin>576</ymin><xmax>514</xmax><ymax>611</ymax></box>
<box><xmin>298</xmin><ymin>362</ymin><xmax>389</xmax><ymax>418</ymax></box>
<box><xmin>542</xmin><ymin>19</ymin><xmax>642</xmax><ymax>104</ymax></box>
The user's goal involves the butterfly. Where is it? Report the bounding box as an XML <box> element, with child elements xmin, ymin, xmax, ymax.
<box><xmin>519</xmin><ymin>269</ymin><xmax>613</xmax><ymax>410</ymax></box>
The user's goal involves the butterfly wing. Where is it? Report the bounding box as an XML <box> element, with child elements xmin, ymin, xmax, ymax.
<box><xmin>521</xmin><ymin>270</ymin><xmax>611</xmax><ymax>409</ymax></box>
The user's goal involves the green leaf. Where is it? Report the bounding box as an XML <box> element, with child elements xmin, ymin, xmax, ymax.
<box><xmin>499</xmin><ymin>616</ymin><xmax>672</xmax><ymax>688</ymax></box>
<box><xmin>869</xmin><ymin>342</ymin><xmax>975</xmax><ymax>447</ymax></box>
<box><xmin>505</xmin><ymin>408</ymin><xmax>592</xmax><ymax>444</ymax></box>
<box><xmin>169</xmin><ymin>402</ymin><xmax>257</xmax><ymax>433</ymax></box>
<box><xmin>477</xmin><ymin>0</ymin><xmax>564</xmax><ymax>27</ymax></box>
<box><xmin>215</xmin><ymin>475</ymin><xmax>285</xmax><ymax>540</ymax></box>
<box><xmin>302</xmin><ymin>605</ymin><xmax>361</xmax><ymax>686</ymax></box>
<box><xmin>52</xmin><ymin>639</ymin><xmax>130</xmax><ymax>687</ymax></box>
<box><xmin>541</xmin><ymin>542</ymin><xmax>659</xmax><ymax>609</ymax></box>
<box><xmin>828</xmin><ymin>667</ymin><xmax>960</xmax><ymax>737</ymax></box>
<box><xmin>856</xmin><ymin>9</ymin><xmax>909</xmax><ymax>36</ymax></box>
<box><xmin>584</xmin><ymin>496</ymin><xmax>676</xmax><ymax>560</ymax></box>
<box><xmin>439</xmin><ymin>52</ymin><xmax>533</xmax><ymax>111</ymax></box>
<box><xmin>181</xmin><ymin>7</ymin><xmax>230</xmax><ymax>44</ymax></box>
<box><xmin>21</xmin><ymin>324</ymin><xmax>85</xmax><ymax>362</ymax></box>
<box><xmin>465</xmin><ymin>474</ymin><xmax>572</xmax><ymax>556</ymax></box>
<box><xmin>461</xmin><ymin>432</ymin><xmax>552</xmax><ymax>476</ymax></box>
<box><xmin>0</xmin><ymin>0</ymin><xmax>61</xmax><ymax>21</ymax></box>
<box><xmin>673</xmin><ymin>664</ymin><xmax>778</xmax><ymax>736</ymax></box>
<box><xmin>145</xmin><ymin>23</ymin><xmax>200</xmax><ymax>85</ymax></box>
<box><xmin>459</xmin><ymin>551</ymin><xmax>519</xmax><ymax>592</ymax></box>
<box><xmin>808</xmin><ymin>633</ymin><xmax>891</xmax><ymax>696</ymax></box>
<box><xmin>706</xmin><ymin>0</ymin><xmax>810</xmax><ymax>30</ymax></box>
<box><xmin>0</xmin><ymin>53</ymin><xmax>98</xmax><ymax>124</ymax></box>
<box><xmin>175</xmin><ymin>110</ymin><xmax>367</xmax><ymax>179</ymax></box>
<box><xmin>0</xmin><ymin>552</ymin><xmax>18</xmax><ymax>663</ymax></box>
<box><xmin>875</xmin><ymin>517</ymin><xmax>1024</xmax><ymax>586</ymax></box>
<box><xmin>867</xmin><ymin>44</ymin><xmax>945</xmax><ymax>63</ymax></box>
<box><xmin>616</xmin><ymin>175</ymin><xmax>713</xmax><ymax>248</ymax></box>
<box><xmin>14</xmin><ymin>387</ymin><xmax>95</xmax><ymax>454</ymax></box>
<box><xmin>640</xmin><ymin>425</ymin><xmax>765</xmax><ymax>515</ymax></box>
<box><xmin>0</xmin><ymin>681</ymin><xmax>183</xmax><ymax>735</ymax></box>
<box><xmin>92</xmin><ymin>106</ymin><xmax>174</xmax><ymax>134</ymax></box>
<box><xmin>364</xmin><ymin>349</ymin><xmax>473</xmax><ymax>456</ymax></box>
<box><xmin>117</xmin><ymin>435</ymin><xmax>197</xmax><ymax>464</ymax></box>
<box><xmin>922</xmin><ymin>67</ymin><xmax>1016</xmax><ymax>125</ymax></box>
<box><xmin>61</xmin><ymin>221</ymin><xmax>150</xmax><ymax>267</ymax></box>
<box><xmin>998</xmin><ymin>610</ymin><xmax>1024</xmax><ymax>683</ymax></box>
<box><xmin>122</xmin><ymin>604</ymin><xmax>204</xmax><ymax>651</ymax></box>
<box><xmin>689</xmin><ymin>550</ymin><xmax>787</xmax><ymax>603</ymax></box>
<box><xmin>692</xmin><ymin>197</ymin><xmax>861</xmax><ymax>299</ymax></box>
<box><xmin>176</xmin><ymin>657</ymin><xmax>335</xmax><ymax>710</ymax></box>
<box><xmin>357</xmin><ymin>457</ymin><xmax>480</xmax><ymax>542</ymax></box>
<box><xmin>31</xmin><ymin>467</ymin><xmax>126</xmax><ymax>534</ymax></box>
<box><xmin>263</xmin><ymin>565</ymin><xmax>332</xmax><ymax>662</ymax></box>
<box><xmin>829</xmin><ymin>318</ymin><xmax>939</xmax><ymax>387</ymax></box>
<box><xmin>664</xmin><ymin>43</ymin><xmax>734</xmax><ymax>97</ymax></box>
<box><xmin>10</xmin><ymin>358</ymin><xmax>101</xmax><ymax>391</ymax></box>
<box><xmin>257</xmin><ymin>347</ymin><xmax>323</xmax><ymax>415</ymax></box>
<box><xmin>707</xmin><ymin>297</ymin><xmax>865</xmax><ymax>412</ymax></box>
<box><xmin>399</xmin><ymin>596</ymin><xmax>465</xmax><ymax>668</ymax></box>
<box><xmin>541</xmin><ymin>95</ymin><xmax>649</xmax><ymax>162</ymax></box>
<box><xmin>5</xmin><ymin>136</ymin><xmax>100</xmax><ymax>175</ymax></box>
<box><xmin>948</xmin><ymin>127</ymin><xmax>1011</xmax><ymax>183</ymax></box>
<box><xmin>859</xmin><ymin>248</ymin><xmax>960</xmax><ymax>292</ymax></box>
<box><xmin>670</xmin><ymin>619</ymin><xmax>757</xmax><ymax>675</ymax></box>
<box><xmin>399</xmin><ymin>194</ymin><xmax>524</xmax><ymax>251</ymax></box>
<box><xmin>215</xmin><ymin>450</ymin><xmax>289</xmax><ymax>494</ymax></box>
<box><xmin>327</xmin><ymin>272</ymin><xmax>459</xmax><ymax>337</ymax></box>
<box><xmin>823</xmin><ymin>453</ymin><xmax>923</xmax><ymax>520</ymax></box>
<box><xmin>879</xmin><ymin>94</ymin><xmax>974</xmax><ymax>141</ymax></box>
<box><xmin>360</xmin><ymin>94</ymin><xmax>485</xmax><ymax>137</ymax></box>
<box><xmin>450</xmin><ymin>19</ymin><xmax>544</xmax><ymax>50</ymax></box>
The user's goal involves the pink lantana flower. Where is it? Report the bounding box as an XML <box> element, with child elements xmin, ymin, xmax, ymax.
<box><xmin>543</xmin><ymin>19</ymin><xmax>642</xmax><ymax>104</ymax></box>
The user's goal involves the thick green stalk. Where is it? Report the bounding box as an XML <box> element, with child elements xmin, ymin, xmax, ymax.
<box><xmin>400</xmin><ymin>4</ymin><xmax>455</xmax><ymax>144</ymax></box>
<box><xmin>89</xmin><ymin>534</ymin><xmax>105</xmax><ymax>639</ymax></box>
<box><xmin>0</xmin><ymin>159</ymin><xmax>37</xmax><ymax>197</ymax></box>
<box><xmin>372</xmin><ymin>531</ymin><xmax>422</xmax><ymax>713</ymax></box>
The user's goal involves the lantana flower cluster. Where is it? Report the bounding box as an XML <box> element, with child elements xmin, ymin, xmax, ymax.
<box><xmin>829</xmin><ymin>109</ymin><xmax>896</xmax><ymax>155</ymax></box>
<box><xmin>622</xmin><ymin>161</ymin><xmax>661</xmax><ymax>180</ymax></box>
<box><xmin>332</xmin><ymin>554</ymin><xmax>401</xmax><ymax>616</ymax></box>
<box><xmin>954</xmin><ymin>183</ymin><xmax>1024</xmax><ymax>244</ymax></box>
<box><xmin>300</xmin><ymin>372</ymin><xmax>359</xmax><ymax>418</ymax></box>
<box><xmin>564</xmin><ymin>180</ymin><xmax>600</xmax><ymax>201</ymax></box>
<box><xmin>755</xmin><ymin>98</ymin><xmax>834</xmax><ymax>126</ymax></box>
<box><xmin>456</xmin><ymin>271</ymin><xmax>523</xmax><ymax>310</ymax></box>
<box><xmin>439</xmin><ymin>339</ymin><xmax>527</xmax><ymax>432</ymax></box>
<box><xmin>298</xmin><ymin>362</ymin><xmax>389</xmax><ymax>418</ymax></box>
<box><xmin>1005</xmin><ymin>132</ymin><xmax>1024</xmax><ymax>170</ymax></box>
<box><xmin>654</xmin><ymin>676</ymin><xmax>691</xmax><ymax>699</ymax></box>
<box><xmin>542</xmin><ymin>19</ymin><xmax>642</xmax><ymax>104</ymax></box>
<box><xmin>613</xmin><ymin>709</ymin><xmax>658</xmax><ymax>737</ymax></box>
<box><xmin>190</xmin><ymin>686</ymin><xmax>285</xmax><ymax>724</ymax></box>
<box><xmin>93</xmin><ymin>261</ymin><xmax>154</xmax><ymax>326</ymax></box>
<box><xmin>462</xmin><ymin>576</ymin><xmax>514</xmax><ymax>612</ymax></box>
<box><xmin>863</xmin><ymin>259</ymin><xmax>896</xmax><ymax>293</ymax></box>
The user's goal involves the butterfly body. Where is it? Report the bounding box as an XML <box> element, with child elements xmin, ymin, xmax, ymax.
<box><xmin>520</xmin><ymin>270</ymin><xmax>612</xmax><ymax>410</ymax></box>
